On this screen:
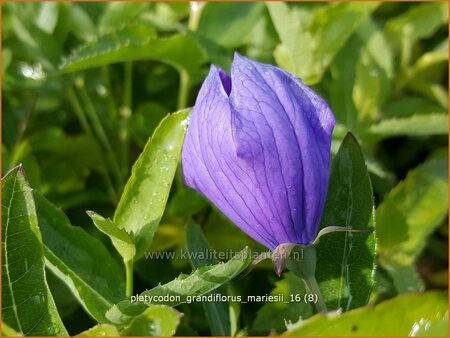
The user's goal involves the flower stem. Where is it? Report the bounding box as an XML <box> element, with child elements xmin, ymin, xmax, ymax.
<box><xmin>65</xmin><ymin>82</ymin><xmax>117</xmax><ymax>201</ymax></box>
<box><xmin>177</xmin><ymin>69</ymin><xmax>191</xmax><ymax>110</ymax></box>
<box><xmin>188</xmin><ymin>2</ymin><xmax>205</xmax><ymax>31</ymax></box>
<box><xmin>287</xmin><ymin>245</ymin><xmax>328</xmax><ymax>313</ymax></box>
<box><xmin>75</xmin><ymin>75</ymin><xmax>123</xmax><ymax>188</ymax></box>
<box><xmin>125</xmin><ymin>260</ymin><xmax>133</xmax><ymax>299</ymax></box>
<box><xmin>303</xmin><ymin>275</ymin><xmax>328</xmax><ymax>313</ymax></box>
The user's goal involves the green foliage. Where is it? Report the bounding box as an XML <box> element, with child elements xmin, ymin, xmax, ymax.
<box><xmin>35</xmin><ymin>192</ymin><xmax>126</xmax><ymax>323</ymax></box>
<box><xmin>316</xmin><ymin>133</ymin><xmax>376</xmax><ymax>311</ymax></box>
<box><xmin>87</xmin><ymin>211</ymin><xmax>136</xmax><ymax>263</ymax></box>
<box><xmin>185</xmin><ymin>220</ymin><xmax>231</xmax><ymax>335</ymax></box>
<box><xmin>78</xmin><ymin>324</ymin><xmax>120</xmax><ymax>337</ymax></box>
<box><xmin>2</xmin><ymin>167</ymin><xmax>67</xmax><ymax>336</ymax></box>
<box><xmin>113</xmin><ymin>109</ymin><xmax>190</xmax><ymax>259</ymax></box>
<box><xmin>120</xmin><ymin>305</ymin><xmax>182</xmax><ymax>336</ymax></box>
<box><xmin>2</xmin><ymin>1</ymin><xmax>448</xmax><ymax>336</ymax></box>
<box><xmin>106</xmin><ymin>247</ymin><xmax>251</xmax><ymax>326</ymax></box>
<box><xmin>284</xmin><ymin>292</ymin><xmax>448</xmax><ymax>336</ymax></box>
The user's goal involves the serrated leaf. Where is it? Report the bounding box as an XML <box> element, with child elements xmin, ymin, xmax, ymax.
<box><xmin>377</xmin><ymin>157</ymin><xmax>448</xmax><ymax>269</ymax></box>
<box><xmin>113</xmin><ymin>109</ymin><xmax>190</xmax><ymax>259</ymax></box>
<box><xmin>59</xmin><ymin>26</ymin><xmax>206</xmax><ymax>77</ymax></box>
<box><xmin>34</xmin><ymin>192</ymin><xmax>126</xmax><ymax>323</ymax></box>
<box><xmin>283</xmin><ymin>292</ymin><xmax>448</xmax><ymax>336</ymax></box>
<box><xmin>315</xmin><ymin>133</ymin><xmax>376</xmax><ymax>311</ymax></box>
<box><xmin>185</xmin><ymin>220</ymin><xmax>230</xmax><ymax>336</ymax></box>
<box><xmin>87</xmin><ymin>211</ymin><xmax>136</xmax><ymax>263</ymax></box>
<box><xmin>78</xmin><ymin>324</ymin><xmax>120</xmax><ymax>337</ymax></box>
<box><xmin>106</xmin><ymin>247</ymin><xmax>252</xmax><ymax>326</ymax></box>
<box><xmin>1</xmin><ymin>166</ymin><xmax>67</xmax><ymax>336</ymax></box>
<box><xmin>120</xmin><ymin>305</ymin><xmax>182</xmax><ymax>336</ymax></box>
<box><xmin>364</xmin><ymin>114</ymin><xmax>448</xmax><ymax>141</ymax></box>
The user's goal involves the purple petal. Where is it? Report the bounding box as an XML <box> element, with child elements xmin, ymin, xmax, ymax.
<box><xmin>182</xmin><ymin>54</ymin><xmax>335</xmax><ymax>250</ymax></box>
<box><xmin>182</xmin><ymin>65</ymin><xmax>279</xmax><ymax>249</ymax></box>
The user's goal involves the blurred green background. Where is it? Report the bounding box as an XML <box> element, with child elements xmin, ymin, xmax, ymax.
<box><xmin>2</xmin><ymin>1</ymin><xmax>448</xmax><ymax>335</ymax></box>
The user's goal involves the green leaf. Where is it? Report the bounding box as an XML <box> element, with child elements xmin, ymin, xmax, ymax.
<box><xmin>2</xmin><ymin>49</ymin><xmax>12</xmax><ymax>75</ymax></box>
<box><xmin>120</xmin><ymin>305</ymin><xmax>182</xmax><ymax>336</ymax></box>
<box><xmin>59</xmin><ymin>26</ymin><xmax>206</xmax><ymax>77</ymax></box>
<box><xmin>1</xmin><ymin>322</ymin><xmax>22</xmax><ymax>337</ymax></box>
<box><xmin>252</xmin><ymin>273</ymin><xmax>313</xmax><ymax>335</ymax></box>
<box><xmin>106</xmin><ymin>247</ymin><xmax>252</xmax><ymax>326</ymax></box>
<box><xmin>98</xmin><ymin>2</ymin><xmax>148</xmax><ymax>34</ymax></box>
<box><xmin>269</xmin><ymin>2</ymin><xmax>379</xmax><ymax>84</ymax></box>
<box><xmin>1</xmin><ymin>166</ymin><xmax>68</xmax><ymax>336</ymax></box>
<box><xmin>376</xmin><ymin>157</ymin><xmax>448</xmax><ymax>266</ymax></box>
<box><xmin>34</xmin><ymin>192</ymin><xmax>126</xmax><ymax>323</ymax></box>
<box><xmin>381</xmin><ymin>96</ymin><xmax>445</xmax><ymax>119</ymax></box>
<box><xmin>356</xmin><ymin>18</ymin><xmax>394</xmax><ymax>79</ymax></box>
<box><xmin>315</xmin><ymin>133</ymin><xmax>376</xmax><ymax>311</ymax></box>
<box><xmin>198</xmin><ymin>2</ymin><xmax>265</xmax><ymax>48</ymax></box>
<box><xmin>385</xmin><ymin>2</ymin><xmax>448</xmax><ymax>48</ymax></box>
<box><xmin>35</xmin><ymin>2</ymin><xmax>59</xmax><ymax>34</ymax></box>
<box><xmin>185</xmin><ymin>220</ymin><xmax>230</xmax><ymax>336</ymax></box>
<box><xmin>415</xmin><ymin>315</ymin><xmax>448</xmax><ymax>336</ymax></box>
<box><xmin>78</xmin><ymin>324</ymin><xmax>120</xmax><ymax>337</ymax></box>
<box><xmin>87</xmin><ymin>210</ymin><xmax>136</xmax><ymax>263</ymax></box>
<box><xmin>352</xmin><ymin>48</ymin><xmax>390</xmax><ymax>126</ymax></box>
<box><xmin>114</xmin><ymin>109</ymin><xmax>190</xmax><ymax>259</ymax></box>
<box><xmin>283</xmin><ymin>292</ymin><xmax>448</xmax><ymax>336</ymax></box>
<box><xmin>69</xmin><ymin>4</ymin><xmax>97</xmax><ymax>42</ymax></box>
<box><xmin>364</xmin><ymin>114</ymin><xmax>448</xmax><ymax>141</ymax></box>
<box><xmin>329</xmin><ymin>36</ymin><xmax>359</xmax><ymax>129</ymax></box>
<box><xmin>383</xmin><ymin>262</ymin><xmax>424</xmax><ymax>294</ymax></box>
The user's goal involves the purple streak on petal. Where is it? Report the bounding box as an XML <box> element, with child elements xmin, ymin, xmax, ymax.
<box><xmin>182</xmin><ymin>65</ymin><xmax>279</xmax><ymax>250</ymax></box>
<box><xmin>229</xmin><ymin>53</ymin><xmax>335</xmax><ymax>245</ymax></box>
<box><xmin>218</xmin><ymin>69</ymin><xmax>232</xmax><ymax>96</ymax></box>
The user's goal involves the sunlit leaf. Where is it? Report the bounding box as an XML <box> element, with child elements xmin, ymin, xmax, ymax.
<box><xmin>1</xmin><ymin>166</ymin><xmax>67</xmax><ymax>336</ymax></box>
<box><xmin>114</xmin><ymin>109</ymin><xmax>190</xmax><ymax>259</ymax></box>
<box><xmin>284</xmin><ymin>292</ymin><xmax>448</xmax><ymax>336</ymax></box>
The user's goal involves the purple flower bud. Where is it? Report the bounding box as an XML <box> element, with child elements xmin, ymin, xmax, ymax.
<box><xmin>182</xmin><ymin>53</ymin><xmax>336</xmax><ymax>251</ymax></box>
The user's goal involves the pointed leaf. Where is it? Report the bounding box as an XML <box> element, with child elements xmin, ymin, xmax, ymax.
<box><xmin>1</xmin><ymin>166</ymin><xmax>67</xmax><ymax>336</ymax></box>
<box><xmin>113</xmin><ymin>109</ymin><xmax>190</xmax><ymax>259</ymax></box>
<box><xmin>120</xmin><ymin>305</ymin><xmax>182</xmax><ymax>336</ymax></box>
<box><xmin>315</xmin><ymin>133</ymin><xmax>376</xmax><ymax>311</ymax></box>
<box><xmin>106</xmin><ymin>247</ymin><xmax>252</xmax><ymax>326</ymax></box>
<box><xmin>87</xmin><ymin>211</ymin><xmax>136</xmax><ymax>263</ymax></box>
<box><xmin>377</xmin><ymin>156</ymin><xmax>448</xmax><ymax>274</ymax></box>
<box><xmin>34</xmin><ymin>192</ymin><xmax>125</xmax><ymax>323</ymax></box>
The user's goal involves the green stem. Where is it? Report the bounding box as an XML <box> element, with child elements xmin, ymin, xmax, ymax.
<box><xmin>120</xmin><ymin>62</ymin><xmax>132</xmax><ymax>176</ymax></box>
<box><xmin>125</xmin><ymin>260</ymin><xmax>134</xmax><ymax>298</ymax></box>
<box><xmin>188</xmin><ymin>2</ymin><xmax>205</xmax><ymax>31</ymax></box>
<box><xmin>66</xmin><ymin>85</ymin><xmax>93</xmax><ymax>137</ymax></box>
<box><xmin>75</xmin><ymin>76</ymin><xmax>123</xmax><ymax>188</ymax></box>
<box><xmin>304</xmin><ymin>275</ymin><xmax>328</xmax><ymax>313</ymax></box>
<box><xmin>177</xmin><ymin>70</ymin><xmax>191</xmax><ymax>110</ymax></box>
<box><xmin>66</xmin><ymin>82</ymin><xmax>117</xmax><ymax>201</ymax></box>
<box><xmin>286</xmin><ymin>246</ymin><xmax>328</xmax><ymax>313</ymax></box>
<box><xmin>101</xmin><ymin>66</ymin><xmax>118</xmax><ymax>120</ymax></box>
